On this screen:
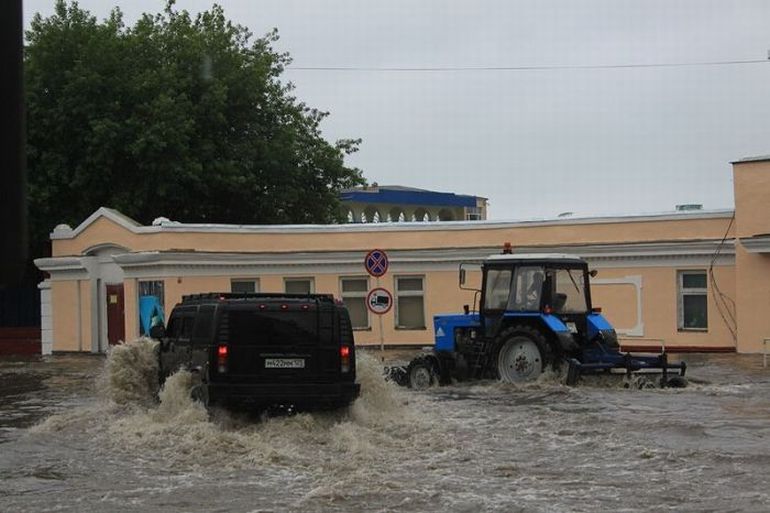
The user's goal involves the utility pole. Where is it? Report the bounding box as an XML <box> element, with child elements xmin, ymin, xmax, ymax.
<box><xmin>0</xmin><ymin>0</ymin><xmax>28</xmax><ymax>288</ymax></box>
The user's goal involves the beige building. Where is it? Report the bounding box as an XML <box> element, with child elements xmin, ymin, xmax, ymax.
<box><xmin>35</xmin><ymin>158</ymin><xmax>770</xmax><ymax>354</ymax></box>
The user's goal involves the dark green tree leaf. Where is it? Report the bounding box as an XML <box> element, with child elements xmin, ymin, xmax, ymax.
<box><xmin>26</xmin><ymin>1</ymin><xmax>365</xmax><ymax>257</ymax></box>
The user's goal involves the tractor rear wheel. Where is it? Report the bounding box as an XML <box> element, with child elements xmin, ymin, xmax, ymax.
<box><xmin>496</xmin><ymin>326</ymin><xmax>551</xmax><ymax>383</ymax></box>
<box><xmin>407</xmin><ymin>358</ymin><xmax>437</xmax><ymax>390</ymax></box>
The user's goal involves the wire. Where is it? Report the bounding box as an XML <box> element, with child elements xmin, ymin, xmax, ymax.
<box><xmin>708</xmin><ymin>213</ymin><xmax>737</xmax><ymax>343</ymax></box>
<box><xmin>288</xmin><ymin>59</ymin><xmax>769</xmax><ymax>72</ymax></box>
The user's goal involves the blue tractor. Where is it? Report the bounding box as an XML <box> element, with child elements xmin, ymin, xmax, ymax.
<box><xmin>397</xmin><ymin>250</ymin><xmax>687</xmax><ymax>389</ymax></box>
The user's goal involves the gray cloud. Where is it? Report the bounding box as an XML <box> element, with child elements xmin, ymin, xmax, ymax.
<box><xmin>25</xmin><ymin>0</ymin><xmax>770</xmax><ymax>219</ymax></box>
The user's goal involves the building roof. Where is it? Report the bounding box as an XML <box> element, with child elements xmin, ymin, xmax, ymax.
<box><xmin>731</xmin><ymin>155</ymin><xmax>770</xmax><ymax>164</ymax></box>
<box><xmin>340</xmin><ymin>185</ymin><xmax>482</xmax><ymax>208</ymax></box>
<box><xmin>49</xmin><ymin>206</ymin><xmax>735</xmax><ymax>239</ymax></box>
<box><xmin>485</xmin><ymin>253</ymin><xmax>585</xmax><ymax>263</ymax></box>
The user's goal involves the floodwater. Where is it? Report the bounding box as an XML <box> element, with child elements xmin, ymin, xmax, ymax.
<box><xmin>2</xmin><ymin>342</ymin><xmax>770</xmax><ymax>512</ymax></box>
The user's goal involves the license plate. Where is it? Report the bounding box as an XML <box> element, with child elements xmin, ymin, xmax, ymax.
<box><xmin>264</xmin><ymin>358</ymin><xmax>305</xmax><ymax>369</ymax></box>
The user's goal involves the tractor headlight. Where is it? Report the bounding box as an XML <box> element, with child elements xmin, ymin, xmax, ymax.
<box><xmin>598</xmin><ymin>329</ymin><xmax>619</xmax><ymax>349</ymax></box>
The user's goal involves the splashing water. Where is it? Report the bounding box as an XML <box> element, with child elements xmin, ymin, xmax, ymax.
<box><xmin>32</xmin><ymin>339</ymin><xmax>430</xmax><ymax>473</ymax></box>
<box><xmin>349</xmin><ymin>351</ymin><xmax>412</xmax><ymax>426</ymax></box>
<box><xmin>99</xmin><ymin>337</ymin><xmax>160</xmax><ymax>407</ymax></box>
<box><xmin>18</xmin><ymin>343</ymin><xmax>770</xmax><ymax>512</ymax></box>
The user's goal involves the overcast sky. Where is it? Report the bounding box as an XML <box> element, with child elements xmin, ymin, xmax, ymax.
<box><xmin>24</xmin><ymin>0</ymin><xmax>770</xmax><ymax>220</ymax></box>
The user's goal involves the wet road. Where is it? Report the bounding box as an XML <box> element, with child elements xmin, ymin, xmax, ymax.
<box><xmin>1</xmin><ymin>345</ymin><xmax>770</xmax><ymax>512</ymax></box>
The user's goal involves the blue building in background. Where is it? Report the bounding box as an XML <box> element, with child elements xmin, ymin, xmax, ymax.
<box><xmin>340</xmin><ymin>184</ymin><xmax>488</xmax><ymax>223</ymax></box>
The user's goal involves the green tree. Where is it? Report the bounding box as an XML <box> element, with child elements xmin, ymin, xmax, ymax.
<box><xmin>26</xmin><ymin>0</ymin><xmax>364</xmax><ymax>257</ymax></box>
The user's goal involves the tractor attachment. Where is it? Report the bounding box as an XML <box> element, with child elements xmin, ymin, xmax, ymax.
<box><xmin>566</xmin><ymin>350</ymin><xmax>687</xmax><ymax>388</ymax></box>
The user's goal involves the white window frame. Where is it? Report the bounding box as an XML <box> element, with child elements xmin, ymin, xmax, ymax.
<box><xmin>677</xmin><ymin>270</ymin><xmax>708</xmax><ymax>331</ymax></box>
<box><xmin>395</xmin><ymin>275</ymin><xmax>426</xmax><ymax>330</ymax></box>
<box><xmin>230</xmin><ymin>278</ymin><xmax>260</xmax><ymax>294</ymax></box>
<box><xmin>284</xmin><ymin>277</ymin><xmax>315</xmax><ymax>294</ymax></box>
<box><xmin>340</xmin><ymin>276</ymin><xmax>370</xmax><ymax>330</ymax></box>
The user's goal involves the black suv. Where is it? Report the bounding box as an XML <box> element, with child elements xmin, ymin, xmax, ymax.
<box><xmin>154</xmin><ymin>293</ymin><xmax>360</xmax><ymax>410</ymax></box>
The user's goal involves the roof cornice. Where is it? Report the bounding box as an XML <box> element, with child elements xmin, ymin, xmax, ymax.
<box><xmin>50</xmin><ymin>207</ymin><xmax>141</xmax><ymax>240</ymax></box>
<box><xmin>50</xmin><ymin>207</ymin><xmax>736</xmax><ymax>239</ymax></box>
<box><xmin>739</xmin><ymin>235</ymin><xmax>770</xmax><ymax>253</ymax></box>
<box><xmin>37</xmin><ymin>239</ymin><xmax>735</xmax><ymax>279</ymax></box>
<box><xmin>111</xmin><ymin>239</ymin><xmax>735</xmax><ymax>268</ymax></box>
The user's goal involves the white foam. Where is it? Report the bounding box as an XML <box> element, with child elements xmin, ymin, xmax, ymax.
<box><xmin>32</xmin><ymin>339</ymin><xmax>437</xmax><ymax>475</ymax></box>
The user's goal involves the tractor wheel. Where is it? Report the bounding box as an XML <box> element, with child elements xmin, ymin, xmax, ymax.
<box><xmin>407</xmin><ymin>358</ymin><xmax>437</xmax><ymax>390</ymax></box>
<box><xmin>496</xmin><ymin>326</ymin><xmax>551</xmax><ymax>383</ymax></box>
<box><xmin>664</xmin><ymin>375</ymin><xmax>688</xmax><ymax>388</ymax></box>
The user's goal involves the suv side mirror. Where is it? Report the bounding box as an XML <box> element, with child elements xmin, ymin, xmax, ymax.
<box><xmin>589</xmin><ymin>269</ymin><xmax>599</xmax><ymax>278</ymax></box>
<box><xmin>149</xmin><ymin>324</ymin><xmax>166</xmax><ymax>340</ymax></box>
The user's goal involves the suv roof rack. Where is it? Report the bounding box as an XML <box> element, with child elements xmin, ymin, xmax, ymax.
<box><xmin>181</xmin><ymin>292</ymin><xmax>336</xmax><ymax>303</ymax></box>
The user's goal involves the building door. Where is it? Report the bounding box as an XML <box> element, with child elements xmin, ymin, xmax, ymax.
<box><xmin>106</xmin><ymin>284</ymin><xmax>125</xmax><ymax>345</ymax></box>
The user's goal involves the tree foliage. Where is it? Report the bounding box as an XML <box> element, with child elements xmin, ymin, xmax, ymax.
<box><xmin>26</xmin><ymin>1</ymin><xmax>364</xmax><ymax>256</ymax></box>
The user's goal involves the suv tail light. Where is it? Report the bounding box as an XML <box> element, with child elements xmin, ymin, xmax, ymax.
<box><xmin>340</xmin><ymin>345</ymin><xmax>351</xmax><ymax>373</ymax></box>
<box><xmin>217</xmin><ymin>344</ymin><xmax>228</xmax><ymax>373</ymax></box>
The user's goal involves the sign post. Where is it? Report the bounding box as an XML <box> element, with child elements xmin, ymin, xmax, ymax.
<box><xmin>366</xmin><ymin>287</ymin><xmax>393</xmax><ymax>355</ymax></box>
<box><xmin>364</xmin><ymin>249</ymin><xmax>390</xmax><ymax>354</ymax></box>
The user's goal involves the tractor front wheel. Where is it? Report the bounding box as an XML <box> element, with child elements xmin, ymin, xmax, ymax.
<box><xmin>496</xmin><ymin>326</ymin><xmax>550</xmax><ymax>383</ymax></box>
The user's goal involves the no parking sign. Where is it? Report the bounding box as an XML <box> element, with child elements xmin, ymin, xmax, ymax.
<box><xmin>364</xmin><ymin>249</ymin><xmax>389</xmax><ymax>277</ymax></box>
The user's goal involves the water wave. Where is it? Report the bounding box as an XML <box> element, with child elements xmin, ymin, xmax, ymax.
<box><xmin>32</xmin><ymin>339</ymin><xmax>430</xmax><ymax>475</ymax></box>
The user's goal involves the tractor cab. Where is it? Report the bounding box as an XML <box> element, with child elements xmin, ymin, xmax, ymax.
<box><xmin>479</xmin><ymin>253</ymin><xmax>595</xmax><ymax>343</ymax></box>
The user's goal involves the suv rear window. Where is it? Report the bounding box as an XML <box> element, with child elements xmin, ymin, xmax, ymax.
<box><xmin>228</xmin><ymin>309</ymin><xmax>319</xmax><ymax>346</ymax></box>
<box><xmin>192</xmin><ymin>305</ymin><xmax>216</xmax><ymax>341</ymax></box>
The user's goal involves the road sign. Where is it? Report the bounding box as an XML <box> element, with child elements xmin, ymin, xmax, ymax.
<box><xmin>364</xmin><ymin>249</ymin><xmax>389</xmax><ymax>277</ymax></box>
<box><xmin>366</xmin><ymin>287</ymin><xmax>393</xmax><ymax>315</ymax></box>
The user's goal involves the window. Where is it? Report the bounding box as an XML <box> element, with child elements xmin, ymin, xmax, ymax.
<box><xmin>285</xmin><ymin>278</ymin><xmax>314</xmax><ymax>295</ymax></box>
<box><xmin>180</xmin><ymin>313</ymin><xmax>195</xmax><ymax>339</ymax></box>
<box><xmin>484</xmin><ymin>269</ymin><xmax>512</xmax><ymax>310</ymax></box>
<box><xmin>395</xmin><ymin>276</ymin><xmax>425</xmax><ymax>329</ymax></box>
<box><xmin>552</xmin><ymin>268</ymin><xmax>588</xmax><ymax>313</ymax></box>
<box><xmin>509</xmin><ymin>266</ymin><xmax>544</xmax><ymax>311</ymax></box>
<box><xmin>192</xmin><ymin>305</ymin><xmax>215</xmax><ymax>342</ymax></box>
<box><xmin>678</xmin><ymin>271</ymin><xmax>708</xmax><ymax>330</ymax></box>
<box><xmin>231</xmin><ymin>279</ymin><xmax>259</xmax><ymax>294</ymax></box>
<box><xmin>465</xmin><ymin>206</ymin><xmax>482</xmax><ymax>220</ymax></box>
<box><xmin>341</xmin><ymin>277</ymin><xmax>369</xmax><ymax>329</ymax></box>
<box><xmin>166</xmin><ymin>314</ymin><xmax>181</xmax><ymax>338</ymax></box>
<box><xmin>138</xmin><ymin>280</ymin><xmax>165</xmax><ymax>335</ymax></box>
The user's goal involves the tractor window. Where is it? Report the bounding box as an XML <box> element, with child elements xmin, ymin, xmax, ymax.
<box><xmin>510</xmin><ymin>266</ymin><xmax>545</xmax><ymax>311</ymax></box>
<box><xmin>484</xmin><ymin>269</ymin><xmax>512</xmax><ymax>310</ymax></box>
<box><xmin>552</xmin><ymin>268</ymin><xmax>588</xmax><ymax>313</ymax></box>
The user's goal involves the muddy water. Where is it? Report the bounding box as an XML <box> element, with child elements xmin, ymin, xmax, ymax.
<box><xmin>1</xmin><ymin>345</ymin><xmax>770</xmax><ymax>512</ymax></box>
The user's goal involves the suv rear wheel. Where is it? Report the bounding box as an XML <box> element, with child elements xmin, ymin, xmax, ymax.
<box><xmin>190</xmin><ymin>383</ymin><xmax>210</xmax><ymax>408</ymax></box>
